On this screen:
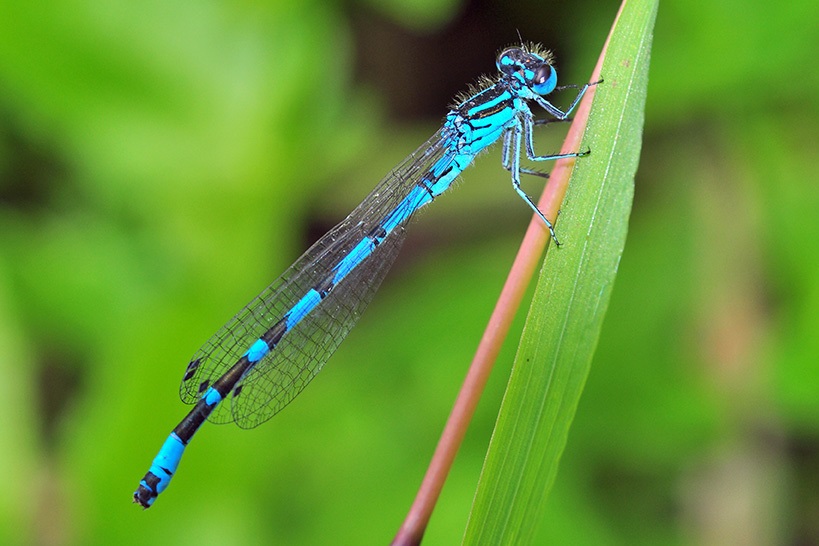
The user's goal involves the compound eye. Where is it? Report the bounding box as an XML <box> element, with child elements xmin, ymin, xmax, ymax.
<box><xmin>532</xmin><ymin>64</ymin><xmax>556</xmax><ymax>95</ymax></box>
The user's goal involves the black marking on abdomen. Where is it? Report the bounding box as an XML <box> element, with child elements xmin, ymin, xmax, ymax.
<box><xmin>368</xmin><ymin>225</ymin><xmax>387</xmax><ymax>244</ymax></box>
<box><xmin>211</xmin><ymin>355</ymin><xmax>252</xmax><ymax>397</ymax></box>
<box><xmin>314</xmin><ymin>276</ymin><xmax>336</xmax><ymax>299</ymax></box>
<box><xmin>261</xmin><ymin>319</ymin><xmax>287</xmax><ymax>347</ymax></box>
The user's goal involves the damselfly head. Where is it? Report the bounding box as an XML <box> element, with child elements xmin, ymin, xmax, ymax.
<box><xmin>496</xmin><ymin>44</ymin><xmax>557</xmax><ymax>96</ymax></box>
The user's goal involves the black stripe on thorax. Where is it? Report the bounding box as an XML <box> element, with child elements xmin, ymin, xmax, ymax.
<box><xmin>458</xmin><ymin>84</ymin><xmax>513</xmax><ymax>122</ymax></box>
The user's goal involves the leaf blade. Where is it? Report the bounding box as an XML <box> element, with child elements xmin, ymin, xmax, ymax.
<box><xmin>462</xmin><ymin>0</ymin><xmax>659</xmax><ymax>543</ymax></box>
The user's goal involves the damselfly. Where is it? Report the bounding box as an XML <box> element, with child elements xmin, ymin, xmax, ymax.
<box><xmin>134</xmin><ymin>43</ymin><xmax>599</xmax><ymax>508</ymax></box>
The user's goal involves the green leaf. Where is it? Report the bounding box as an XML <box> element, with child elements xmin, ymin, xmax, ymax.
<box><xmin>462</xmin><ymin>0</ymin><xmax>658</xmax><ymax>543</ymax></box>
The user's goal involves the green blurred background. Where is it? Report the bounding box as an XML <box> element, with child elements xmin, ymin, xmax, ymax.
<box><xmin>0</xmin><ymin>0</ymin><xmax>817</xmax><ymax>544</ymax></box>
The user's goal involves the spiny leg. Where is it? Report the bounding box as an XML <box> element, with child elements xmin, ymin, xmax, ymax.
<box><xmin>523</xmin><ymin>110</ymin><xmax>590</xmax><ymax>163</ymax></box>
<box><xmin>502</xmin><ymin>76</ymin><xmax>603</xmax><ymax>244</ymax></box>
<box><xmin>532</xmin><ymin>117</ymin><xmax>572</xmax><ymax>127</ymax></box>
<box><xmin>504</xmin><ymin>121</ymin><xmax>561</xmax><ymax>245</ymax></box>
<box><xmin>532</xmin><ymin>78</ymin><xmax>603</xmax><ymax>120</ymax></box>
<box><xmin>503</xmin><ymin>128</ymin><xmax>550</xmax><ymax>179</ymax></box>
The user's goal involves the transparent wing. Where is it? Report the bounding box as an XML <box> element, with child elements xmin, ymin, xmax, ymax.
<box><xmin>179</xmin><ymin>130</ymin><xmax>454</xmax><ymax>428</ymax></box>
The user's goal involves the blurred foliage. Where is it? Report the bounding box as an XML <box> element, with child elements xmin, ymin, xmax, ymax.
<box><xmin>0</xmin><ymin>0</ymin><xmax>817</xmax><ymax>545</ymax></box>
